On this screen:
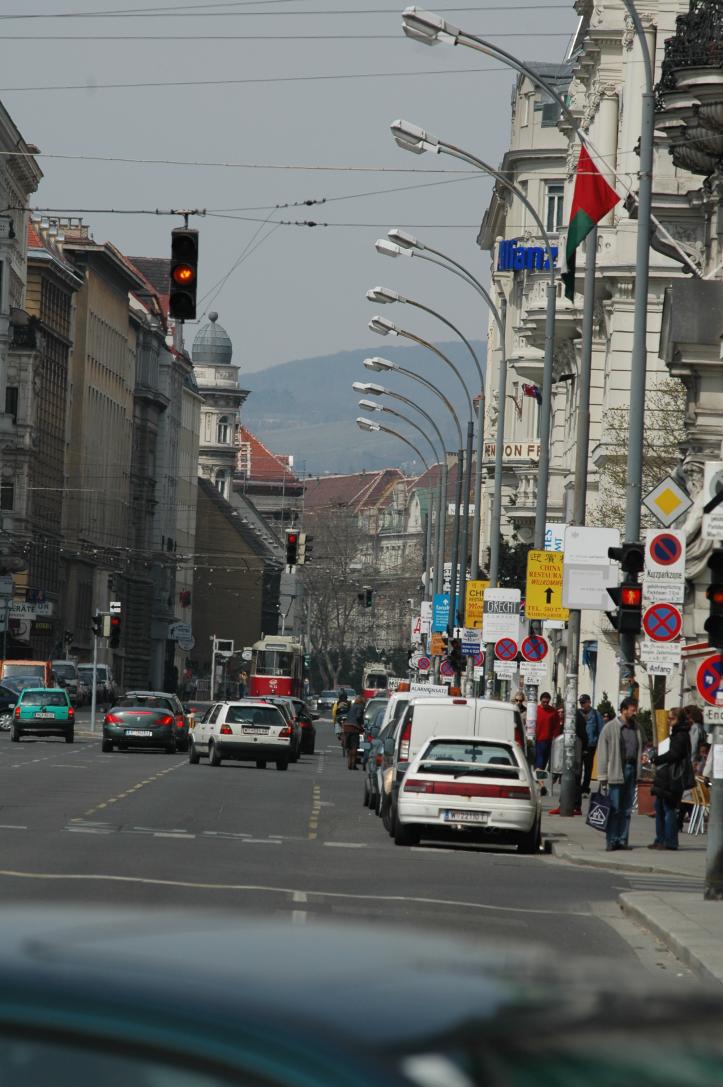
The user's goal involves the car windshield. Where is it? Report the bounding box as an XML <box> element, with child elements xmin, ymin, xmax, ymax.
<box><xmin>21</xmin><ymin>691</ymin><xmax>67</xmax><ymax>706</ymax></box>
<box><xmin>4</xmin><ymin>664</ymin><xmax>45</xmax><ymax>678</ymax></box>
<box><xmin>225</xmin><ymin>706</ymin><xmax>281</xmax><ymax>726</ymax></box>
<box><xmin>53</xmin><ymin>664</ymin><xmax>76</xmax><ymax>678</ymax></box>
<box><xmin>117</xmin><ymin>695</ymin><xmax>173</xmax><ymax>711</ymax></box>
<box><xmin>320</xmin><ymin>691</ymin><xmax>337</xmax><ymax>700</ymax></box>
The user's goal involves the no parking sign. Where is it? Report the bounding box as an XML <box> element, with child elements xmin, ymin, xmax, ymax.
<box><xmin>696</xmin><ymin>653</ymin><xmax>723</xmax><ymax>706</ymax></box>
<box><xmin>643</xmin><ymin>528</ymin><xmax>685</xmax><ymax>604</ymax></box>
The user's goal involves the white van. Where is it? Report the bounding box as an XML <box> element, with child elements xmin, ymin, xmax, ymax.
<box><xmin>379</xmin><ymin>687</ymin><xmax>444</xmax><ymax>734</ymax></box>
<box><xmin>382</xmin><ymin>697</ymin><xmax>525</xmax><ymax>835</ymax></box>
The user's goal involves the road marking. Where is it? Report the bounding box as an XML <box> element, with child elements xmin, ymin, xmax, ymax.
<box><xmin>244</xmin><ymin>838</ymin><xmax>282</xmax><ymax>845</ymax></box>
<box><xmin>153</xmin><ymin>832</ymin><xmax>196</xmax><ymax>839</ymax></box>
<box><xmin>323</xmin><ymin>842</ymin><xmax>368</xmax><ymax>849</ymax></box>
<box><xmin>292</xmin><ymin>891</ymin><xmax>308</xmax><ymax>903</ymax></box>
<box><xmin>307</xmin><ymin>783</ymin><xmax>322</xmax><ymax>840</ymax></box>
<box><xmin>81</xmin><ymin>761</ymin><xmax>185</xmax><ymax>818</ymax></box>
<box><xmin>0</xmin><ymin>824</ymin><xmax>27</xmax><ymax>830</ymax></box>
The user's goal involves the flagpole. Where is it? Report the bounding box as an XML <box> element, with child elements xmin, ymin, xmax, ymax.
<box><xmin>558</xmin><ymin>229</ymin><xmax>597</xmax><ymax>818</ymax></box>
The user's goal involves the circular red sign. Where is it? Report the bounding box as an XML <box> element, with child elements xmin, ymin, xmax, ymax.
<box><xmin>473</xmin><ymin>651</ymin><xmax>485</xmax><ymax>667</ymax></box>
<box><xmin>417</xmin><ymin>656</ymin><xmax>431</xmax><ymax>670</ymax></box>
<box><xmin>696</xmin><ymin>652</ymin><xmax>723</xmax><ymax>706</ymax></box>
<box><xmin>521</xmin><ymin>635</ymin><xmax>549</xmax><ymax>662</ymax></box>
<box><xmin>494</xmin><ymin>637</ymin><xmax>518</xmax><ymax>662</ymax></box>
<box><xmin>439</xmin><ymin>660</ymin><xmax>455</xmax><ymax>677</ymax></box>
<box><xmin>649</xmin><ymin>532</ymin><xmax>682</xmax><ymax>566</ymax></box>
<box><xmin>642</xmin><ymin>602</ymin><xmax>682</xmax><ymax>642</ymax></box>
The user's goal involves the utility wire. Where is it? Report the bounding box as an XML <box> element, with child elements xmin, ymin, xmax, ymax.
<box><xmin>0</xmin><ymin>32</ymin><xmax>571</xmax><ymax>40</ymax></box>
<box><xmin>0</xmin><ymin>1</ymin><xmax>572</xmax><ymax>18</ymax></box>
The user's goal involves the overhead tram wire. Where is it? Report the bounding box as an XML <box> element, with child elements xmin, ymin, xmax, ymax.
<box><xmin>0</xmin><ymin>2</ymin><xmax>573</xmax><ymax>19</ymax></box>
<box><xmin>0</xmin><ymin>32</ymin><xmax>572</xmax><ymax>41</ymax></box>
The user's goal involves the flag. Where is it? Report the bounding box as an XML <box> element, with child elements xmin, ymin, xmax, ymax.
<box><xmin>522</xmin><ymin>383</ymin><xmax>542</xmax><ymax>405</ymax></box>
<box><xmin>561</xmin><ymin>144</ymin><xmax>620</xmax><ymax>301</ymax></box>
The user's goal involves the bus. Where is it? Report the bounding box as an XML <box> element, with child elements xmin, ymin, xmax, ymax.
<box><xmin>361</xmin><ymin>661</ymin><xmax>393</xmax><ymax>701</ymax></box>
<box><xmin>248</xmin><ymin>636</ymin><xmax>303</xmax><ymax>699</ymax></box>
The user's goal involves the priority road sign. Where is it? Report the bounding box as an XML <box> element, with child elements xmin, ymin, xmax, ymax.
<box><xmin>696</xmin><ymin>652</ymin><xmax>723</xmax><ymax>706</ymax></box>
<box><xmin>525</xmin><ymin>550</ymin><xmax>568</xmax><ymax>622</ymax></box>
<box><xmin>494</xmin><ymin>637</ymin><xmax>518</xmax><ymax>662</ymax></box>
<box><xmin>521</xmin><ymin>634</ymin><xmax>549</xmax><ymax>662</ymax></box>
<box><xmin>642</xmin><ymin>602</ymin><xmax>682</xmax><ymax>642</ymax></box>
<box><xmin>642</xmin><ymin>475</ymin><xmax>693</xmax><ymax>528</ymax></box>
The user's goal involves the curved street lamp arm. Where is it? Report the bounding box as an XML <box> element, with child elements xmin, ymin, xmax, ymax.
<box><xmin>405</xmin><ymin>296</ymin><xmax>483</xmax><ymax>388</ymax></box>
<box><xmin>620</xmin><ymin>1</ymin><xmax>653</xmax><ymax>92</ymax></box>
<box><xmin>370</xmin><ymin>423</ymin><xmax>430</xmax><ymax>473</ymax></box>
<box><xmin>379</xmin><ymin>404</ymin><xmax>442</xmax><ymax>466</ymax></box>
<box><xmin>397</xmin><ymin>364</ymin><xmax>464</xmax><ymax>450</ymax></box>
<box><xmin>396</xmin><ymin>327</ymin><xmax>474</xmax><ymax>422</ymax></box>
<box><xmin>383</xmin><ymin>387</ymin><xmax>447</xmax><ymax>456</ymax></box>
<box><xmin>416</xmin><ymin>248</ymin><xmax>505</xmax><ymax>345</ymax></box>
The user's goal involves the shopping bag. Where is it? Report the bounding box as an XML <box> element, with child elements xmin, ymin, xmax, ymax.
<box><xmin>586</xmin><ymin>789</ymin><xmax>611</xmax><ymax>832</ymax></box>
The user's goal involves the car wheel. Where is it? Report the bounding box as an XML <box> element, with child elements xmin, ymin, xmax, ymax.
<box><xmin>10</xmin><ymin>724</ymin><xmax>20</xmax><ymax>742</ymax></box>
<box><xmin>256</xmin><ymin>760</ymin><xmax>267</xmax><ymax>769</ymax></box>
<box><xmin>381</xmin><ymin>795</ymin><xmax>392</xmax><ymax>833</ymax></box>
<box><xmin>0</xmin><ymin>713</ymin><xmax>11</xmax><ymax>731</ymax></box>
<box><xmin>101</xmin><ymin>739</ymin><xmax>113</xmax><ymax>753</ymax></box>
<box><xmin>275</xmin><ymin>759</ymin><xmax>289</xmax><ymax>771</ymax></box>
<box><xmin>65</xmin><ymin>730</ymin><xmax>74</xmax><ymax>744</ymax></box>
<box><xmin>208</xmin><ymin>741</ymin><xmax>221</xmax><ymax>767</ymax></box>
<box><xmin>394</xmin><ymin>821</ymin><xmax>420</xmax><ymax>847</ymax></box>
<box><xmin>517</xmin><ymin>818</ymin><xmax>542</xmax><ymax>854</ymax></box>
<box><xmin>188</xmin><ymin>741</ymin><xmax>200</xmax><ymax>764</ymax></box>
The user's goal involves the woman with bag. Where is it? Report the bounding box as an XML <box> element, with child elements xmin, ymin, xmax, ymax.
<box><xmin>649</xmin><ymin>707</ymin><xmax>692</xmax><ymax>851</ymax></box>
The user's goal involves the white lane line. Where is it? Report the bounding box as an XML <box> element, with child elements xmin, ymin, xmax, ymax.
<box><xmin>292</xmin><ymin>891</ymin><xmax>308</xmax><ymax>903</ymax></box>
<box><xmin>66</xmin><ymin>827</ymin><xmax>113</xmax><ymax>835</ymax></box>
<box><xmin>153</xmin><ymin>832</ymin><xmax>196</xmax><ymax>839</ymax></box>
<box><xmin>0</xmin><ymin>824</ymin><xmax>27</xmax><ymax>830</ymax></box>
<box><xmin>243</xmin><ymin>838</ymin><xmax>282</xmax><ymax>845</ymax></box>
<box><xmin>323</xmin><ymin>842</ymin><xmax>368</xmax><ymax>849</ymax></box>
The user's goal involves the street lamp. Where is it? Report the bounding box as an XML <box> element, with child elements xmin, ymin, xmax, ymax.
<box><xmin>353</xmin><ymin>378</ymin><xmax>448</xmax><ymax>593</ymax></box>
<box><xmin>356</xmin><ymin>417</ymin><xmax>429</xmax><ymax>473</ymax></box>
<box><xmin>369</xmin><ymin>320</ymin><xmax>470</xmax><ymax>633</ymax></box>
<box><xmin>390</xmin><ymin>118</ymin><xmax>558</xmax><ymax>557</ymax></box>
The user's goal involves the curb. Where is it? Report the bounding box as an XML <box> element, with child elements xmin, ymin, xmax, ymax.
<box><xmin>548</xmin><ymin>838</ymin><xmax>691</xmax><ymax>878</ymax></box>
<box><xmin>619</xmin><ymin>892</ymin><xmax>723</xmax><ymax>987</ymax></box>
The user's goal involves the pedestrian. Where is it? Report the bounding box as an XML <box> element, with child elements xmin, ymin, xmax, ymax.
<box><xmin>238</xmin><ymin>670</ymin><xmax>248</xmax><ymax>698</ymax></box>
<box><xmin>333</xmin><ymin>689</ymin><xmax>351</xmax><ymax>746</ymax></box>
<box><xmin>597</xmin><ymin>697</ymin><xmax>644</xmax><ymax>852</ymax></box>
<box><xmin>578</xmin><ymin>694</ymin><xmax>605</xmax><ymax>796</ymax></box>
<box><xmin>512</xmin><ymin>692</ymin><xmax>527</xmax><ymax>729</ymax></box>
<box><xmin>534</xmin><ymin>691</ymin><xmax>561</xmax><ymax>770</ymax></box>
<box><xmin>342</xmin><ymin>694</ymin><xmax>365</xmax><ymax>770</ymax></box>
<box><xmin>649</xmin><ymin>707</ymin><xmax>692</xmax><ymax>851</ymax></box>
<box><xmin>547</xmin><ymin>703</ymin><xmax>588</xmax><ymax>816</ymax></box>
<box><xmin>684</xmin><ymin>704</ymin><xmax>705</xmax><ymax>764</ymax></box>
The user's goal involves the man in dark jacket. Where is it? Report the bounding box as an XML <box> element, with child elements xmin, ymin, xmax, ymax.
<box><xmin>649</xmin><ymin>708</ymin><xmax>691</xmax><ymax>851</ymax></box>
<box><xmin>343</xmin><ymin>694</ymin><xmax>365</xmax><ymax>770</ymax></box>
<box><xmin>578</xmin><ymin>694</ymin><xmax>604</xmax><ymax>796</ymax></box>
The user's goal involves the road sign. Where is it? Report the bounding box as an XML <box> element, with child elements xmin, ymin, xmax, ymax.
<box><xmin>495</xmin><ymin>637</ymin><xmax>518</xmax><ymax>662</ymax></box>
<box><xmin>109</xmin><ymin>600</ymin><xmax>122</xmax><ymax>615</ymax></box>
<box><xmin>643</xmin><ymin>475</ymin><xmax>693</xmax><ymax>528</ymax></box>
<box><xmin>420</xmin><ymin>599</ymin><xmax>432</xmax><ymax>634</ymax></box>
<box><xmin>417</xmin><ymin>655</ymin><xmax>431</xmax><ymax>674</ymax></box>
<box><xmin>473</xmin><ymin>651</ymin><xmax>485</xmax><ymax>667</ymax></box>
<box><xmin>521</xmin><ymin>634</ymin><xmax>549</xmax><ymax>662</ymax></box>
<box><xmin>525</xmin><ymin>551</ymin><xmax>568</xmax><ymax>621</ymax></box>
<box><xmin>704</xmin><ymin>705</ymin><xmax>723</xmax><ymax>726</ymax></box>
<box><xmin>482</xmin><ymin>588</ymin><xmax>520</xmax><ymax>642</ymax></box>
<box><xmin>702</xmin><ymin>461</ymin><xmax>723</xmax><ymax>540</ymax></box>
<box><xmin>429</xmin><ymin>632</ymin><xmax>446</xmax><ymax>656</ymax></box>
<box><xmin>440</xmin><ymin>659</ymin><xmax>455</xmax><ymax>677</ymax></box>
<box><xmin>464</xmin><ymin>580</ymin><xmax>489</xmax><ymax>629</ymax></box>
<box><xmin>493</xmin><ymin>660</ymin><xmax>517</xmax><ymax>679</ymax></box>
<box><xmin>544</xmin><ymin>522</ymin><xmax>566</xmax><ymax>553</ymax></box>
<box><xmin>642</xmin><ymin>602</ymin><xmax>682</xmax><ymax>642</ymax></box>
<box><xmin>564</xmin><ymin>526</ymin><xmax>621</xmax><ymax>565</ymax></box>
<box><xmin>643</xmin><ymin>528</ymin><xmax>685</xmax><ymax>603</ymax></box>
<box><xmin>521</xmin><ymin>662</ymin><xmax>547</xmax><ymax>683</ymax></box>
<box><xmin>696</xmin><ymin>652</ymin><xmax>723</xmax><ymax>705</ymax></box>
<box><xmin>461</xmin><ymin>627</ymin><xmax>482</xmax><ymax>655</ymax></box>
<box><xmin>432</xmin><ymin>593</ymin><xmax>450</xmax><ymax>632</ymax></box>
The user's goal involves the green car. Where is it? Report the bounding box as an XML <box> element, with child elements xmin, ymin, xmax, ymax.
<box><xmin>11</xmin><ymin>687</ymin><xmax>75</xmax><ymax>743</ymax></box>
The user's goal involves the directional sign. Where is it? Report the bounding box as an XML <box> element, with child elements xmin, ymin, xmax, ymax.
<box><xmin>525</xmin><ymin>550</ymin><xmax>568</xmax><ymax>621</ymax></box>
<box><xmin>432</xmin><ymin>593</ymin><xmax>450</xmax><ymax>632</ymax></box>
<box><xmin>495</xmin><ymin>637</ymin><xmax>518</xmax><ymax>662</ymax></box>
<box><xmin>642</xmin><ymin>602</ymin><xmax>682</xmax><ymax>642</ymax></box>
<box><xmin>464</xmin><ymin>580</ymin><xmax>489</xmax><ymax>629</ymax></box>
<box><xmin>643</xmin><ymin>475</ymin><xmax>693</xmax><ymax>528</ymax></box>
<box><xmin>643</xmin><ymin>528</ymin><xmax>685</xmax><ymax>604</ymax></box>
<box><xmin>696</xmin><ymin>652</ymin><xmax>723</xmax><ymax>706</ymax></box>
<box><xmin>521</xmin><ymin>634</ymin><xmax>549</xmax><ymax>662</ymax></box>
<box><xmin>461</xmin><ymin>627</ymin><xmax>482</xmax><ymax>655</ymax></box>
<box><xmin>482</xmin><ymin>588</ymin><xmax>520</xmax><ymax>642</ymax></box>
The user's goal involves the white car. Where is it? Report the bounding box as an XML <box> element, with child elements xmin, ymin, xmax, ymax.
<box><xmin>394</xmin><ymin>735</ymin><xmax>541</xmax><ymax>852</ymax></box>
<box><xmin>189</xmin><ymin>700</ymin><xmax>293</xmax><ymax>770</ymax></box>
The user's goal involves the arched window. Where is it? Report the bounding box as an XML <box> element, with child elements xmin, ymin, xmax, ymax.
<box><xmin>215</xmin><ymin>470</ymin><xmax>228</xmax><ymax>499</ymax></box>
<box><xmin>217</xmin><ymin>415</ymin><xmax>230</xmax><ymax>444</ymax></box>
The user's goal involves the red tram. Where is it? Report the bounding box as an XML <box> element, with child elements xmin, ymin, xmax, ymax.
<box><xmin>248</xmin><ymin>636</ymin><xmax>303</xmax><ymax>698</ymax></box>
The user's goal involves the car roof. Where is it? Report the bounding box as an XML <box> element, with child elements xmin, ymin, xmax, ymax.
<box><xmin>20</xmin><ymin>687</ymin><xmax>66</xmax><ymax>695</ymax></box>
<box><xmin>125</xmin><ymin>690</ymin><xmax>175</xmax><ymax>697</ymax></box>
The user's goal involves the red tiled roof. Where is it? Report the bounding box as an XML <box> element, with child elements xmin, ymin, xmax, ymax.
<box><xmin>236</xmin><ymin>426</ymin><xmax>299</xmax><ymax>485</ymax></box>
<box><xmin>26</xmin><ymin>222</ymin><xmax>78</xmax><ymax>274</ymax></box>
<box><xmin>304</xmin><ymin>468</ymin><xmax>405</xmax><ymax>513</ymax></box>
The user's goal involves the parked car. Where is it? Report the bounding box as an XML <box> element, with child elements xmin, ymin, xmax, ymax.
<box><xmin>0</xmin><ymin>681</ymin><xmax>24</xmax><ymax>730</ymax></box>
<box><xmin>189</xmin><ymin>700</ymin><xmax>292</xmax><ymax>770</ymax></box>
<box><xmin>0</xmin><ymin>659</ymin><xmax>52</xmax><ymax>687</ymax></box>
<box><xmin>380</xmin><ymin>697</ymin><xmax>524</xmax><ymax>837</ymax></box>
<box><xmin>362</xmin><ymin>703</ymin><xmax>390</xmax><ymax>808</ymax></box>
<box><xmin>258</xmin><ymin>696</ymin><xmax>302</xmax><ymax>761</ymax></box>
<box><xmin>289</xmin><ymin>697</ymin><xmax>319</xmax><ymax>754</ymax></box>
<box><xmin>363</xmin><ymin>695</ymin><xmax>389</xmax><ymax>727</ymax></box>
<box><xmin>11</xmin><ymin>687</ymin><xmax>75</xmax><ymax>743</ymax></box>
<box><xmin>51</xmin><ymin>660</ymin><xmax>81</xmax><ymax>706</ymax></box>
<box><xmin>315</xmin><ymin>689</ymin><xmax>340</xmax><ymax>714</ymax></box>
<box><xmin>360</xmin><ymin>699</ymin><xmax>387</xmax><ymax>772</ymax></box>
<box><xmin>395</xmin><ymin>734</ymin><xmax>541</xmax><ymax>852</ymax></box>
<box><xmin>102</xmin><ymin>691</ymin><xmax>188</xmax><ymax>754</ymax></box>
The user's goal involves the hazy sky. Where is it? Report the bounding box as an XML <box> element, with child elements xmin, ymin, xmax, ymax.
<box><xmin>2</xmin><ymin>0</ymin><xmax>577</xmax><ymax>373</ymax></box>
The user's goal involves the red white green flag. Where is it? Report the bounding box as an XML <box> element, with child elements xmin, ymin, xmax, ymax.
<box><xmin>561</xmin><ymin>144</ymin><xmax>620</xmax><ymax>301</ymax></box>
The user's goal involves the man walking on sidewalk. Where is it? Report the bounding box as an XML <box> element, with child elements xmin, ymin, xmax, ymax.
<box><xmin>579</xmin><ymin>694</ymin><xmax>604</xmax><ymax>796</ymax></box>
<box><xmin>597</xmin><ymin>697</ymin><xmax>644</xmax><ymax>852</ymax></box>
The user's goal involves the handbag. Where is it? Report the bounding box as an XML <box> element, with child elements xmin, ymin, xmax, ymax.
<box><xmin>586</xmin><ymin>789</ymin><xmax>611</xmax><ymax>832</ymax></box>
<box><xmin>671</xmin><ymin>755</ymin><xmax>696</xmax><ymax>793</ymax></box>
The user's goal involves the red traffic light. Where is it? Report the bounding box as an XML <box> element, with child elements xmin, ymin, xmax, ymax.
<box><xmin>707</xmin><ymin>585</ymin><xmax>723</xmax><ymax>606</ymax></box>
<box><xmin>287</xmin><ymin>533</ymin><xmax>298</xmax><ymax>544</ymax></box>
<box><xmin>621</xmin><ymin>585</ymin><xmax>642</xmax><ymax>607</ymax></box>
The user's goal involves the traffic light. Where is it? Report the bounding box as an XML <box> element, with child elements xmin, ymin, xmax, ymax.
<box><xmin>286</xmin><ymin>529</ymin><xmax>299</xmax><ymax>566</ymax></box>
<box><xmin>606</xmin><ymin>542</ymin><xmax>645</xmax><ymax>634</ymax></box>
<box><xmin>63</xmin><ymin>630</ymin><xmax>73</xmax><ymax>645</ymax></box>
<box><xmin>297</xmin><ymin>533</ymin><xmax>314</xmax><ymax>565</ymax></box>
<box><xmin>91</xmin><ymin>614</ymin><xmax>102</xmax><ymax>637</ymax></box>
<box><xmin>169</xmin><ymin>228</ymin><xmax>199</xmax><ymax>321</ymax></box>
<box><xmin>705</xmin><ymin>549</ymin><xmax>723</xmax><ymax>649</ymax></box>
<box><xmin>447</xmin><ymin>637</ymin><xmax>464</xmax><ymax>674</ymax></box>
<box><xmin>109</xmin><ymin>614</ymin><xmax>121</xmax><ymax>649</ymax></box>
<box><xmin>365</xmin><ymin>587</ymin><xmax>373</xmax><ymax>608</ymax></box>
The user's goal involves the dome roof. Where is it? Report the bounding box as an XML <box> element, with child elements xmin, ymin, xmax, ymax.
<box><xmin>192</xmin><ymin>311</ymin><xmax>233</xmax><ymax>367</ymax></box>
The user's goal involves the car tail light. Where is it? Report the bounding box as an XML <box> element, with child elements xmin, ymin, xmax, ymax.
<box><xmin>514</xmin><ymin>723</ymin><xmax>525</xmax><ymax>749</ymax></box>
<box><xmin>452</xmin><ymin>698</ymin><xmax>467</xmax><ymax>705</ymax></box>
<box><xmin>220</xmin><ymin>723</ymin><xmax>233</xmax><ymax>735</ymax></box>
<box><xmin>375</xmin><ymin>754</ymin><xmax>383</xmax><ymax>766</ymax></box>
<box><xmin>158</xmin><ymin>714</ymin><xmax>174</xmax><ymax>727</ymax></box>
<box><xmin>404</xmin><ymin>780</ymin><xmax>530</xmax><ymax>799</ymax></box>
<box><xmin>68</xmin><ymin>706</ymin><xmax>75</xmax><ymax>718</ymax></box>
<box><xmin>175</xmin><ymin>714</ymin><xmax>185</xmax><ymax>729</ymax></box>
<box><xmin>279</xmin><ymin>726</ymin><xmax>292</xmax><ymax>737</ymax></box>
<box><xmin>14</xmin><ymin>706</ymin><xmax>20</xmax><ymax>718</ymax></box>
<box><xmin>398</xmin><ymin>717</ymin><xmax>413</xmax><ymax>761</ymax></box>
<box><xmin>403</xmin><ymin>779</ymin><xmax>434</xmax><ymax>793</ymax></box>
<box><xmin>105</xmin><ymin>713</ymin><xmax>121</xmax><ymax>725</ymax></box>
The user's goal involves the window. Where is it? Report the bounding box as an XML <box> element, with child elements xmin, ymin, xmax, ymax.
<box><xmin>214</xmin><ymin>470</ymin><xmax>228</xmax><ymax>499</ymax></box>
<box><xmin>5</xmin><ymin>386</ymin><xmax>18</xmax><ymax>423</ymax></box>
<box><xmin>0</xmin><ymin>481</ymin><xmax>14</xmax><ymax>511</ymax></box>
<box><xmin>546</xmin><ymin>183</ymin><xmax>564</xmax><ymax>232</ymax></box>
<box><xmin>217</xmin><ymin>415</ymin><xmax>230</xmax><ymax>444</ymax></box>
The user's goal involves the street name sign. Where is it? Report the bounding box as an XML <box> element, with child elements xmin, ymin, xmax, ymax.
<box><xmin>482</xmin><ymin>588</ymin><xmax>521</xmax><ymax>642</ymax></box>
<box><xmin>493</xmin><ymin>660</ymin><xmax>518</xmax><ymax>679</ymax></box>
<box><xmin>464</xmin><ymin>580</ymin><xmax>489</xmax><ymax>629</ymax></box>
<box><xmin>642</xmin><ymin>475</ymin><xmax>693</xmax><ymax>528</ymax></box>
<box><xmin>525</xmin><ymin>551</ymin><xmax>568</xmax><ymax>621</ymax></box>
<box><xmin>643</xmin><ymin>528</ymin><xmax>685</xmax><ymax>604</ymax></box>
<box><xmin>704</xmin><ymin>705</ymin><xmax>723</xmax><ymax>726</ymax></box>
<box><xmin>702</xmin><ymin>461</ymin><xmax>723</xmax><ymax>540</ymax></box>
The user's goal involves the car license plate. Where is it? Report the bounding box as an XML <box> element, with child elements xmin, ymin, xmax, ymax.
<box><xmin>443</xmin><ymin>810</ymin><xmax>489</xmax><ymax>824</ymax></box>
<box><xmin>34</xmin><ymin>712</ymin><xmax>55</xmax><ymax>719</ymax></box>
<box><xmin>243</xmin><ymin>727</ymin><xmax>267</xmax><ymax>735</ymax></box>
<box><xmin>125</xmin><ymin>729</ymin><xmax>153</xmax><ymax>737</ymax></box>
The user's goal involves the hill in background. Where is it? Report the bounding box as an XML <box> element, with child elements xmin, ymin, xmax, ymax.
<box><xmin>242</xmin><ymin>340</ymin><xmax>485</xmax><ymax>476</ymax></box>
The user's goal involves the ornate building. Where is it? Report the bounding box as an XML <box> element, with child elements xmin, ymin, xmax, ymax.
<box><xmin>192</xmin><ymin>312</ymin><xmax>248</xmax><ymax>500</ymax></box>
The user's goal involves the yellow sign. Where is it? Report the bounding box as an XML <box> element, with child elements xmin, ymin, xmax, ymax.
<box><xmin>465</xmin><ymin>580</ymin><xmax>489</xmax><ymax>629</ymax></box>
<box><xmin>525</xmin><ymin>550</ymin><xmax>569</xmax><ymax>621</ymax></box>
<box><xmin>430</xmin><ymin>632</ymin><xmax>446</xmax><ymax>656</ymax></box>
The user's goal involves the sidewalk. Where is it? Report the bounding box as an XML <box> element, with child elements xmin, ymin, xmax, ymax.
<box><xmin>542</xmin><ymin>802</ymin><xmax>723</xmax><ymax>985</ymax></box>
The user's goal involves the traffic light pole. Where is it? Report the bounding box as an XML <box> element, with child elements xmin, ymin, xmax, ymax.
<box><xmin>90</xmin><ymin>610</ymin><xmax>99</xmax><ymax>733</ymax></box>
<box><xmin>705</xmin><ymin>550</ymin><xmax>723</xmax><ymax>899</ymax></box>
